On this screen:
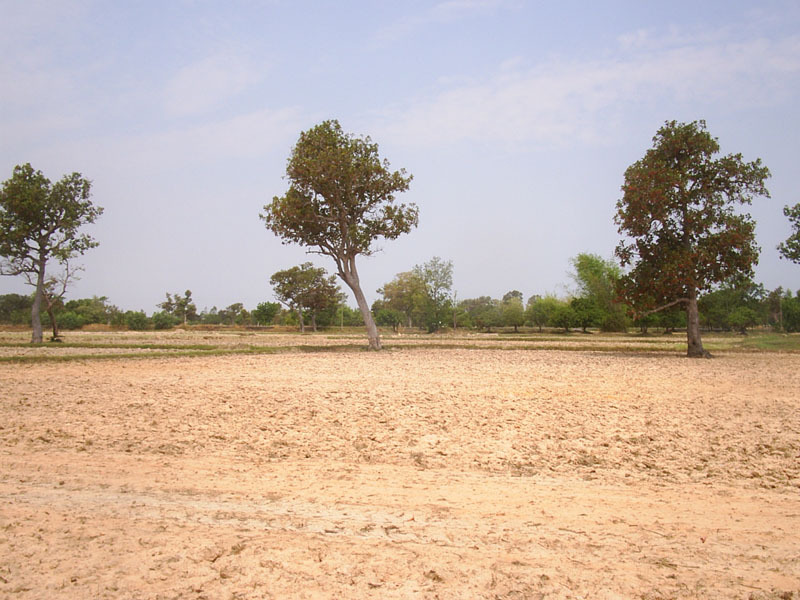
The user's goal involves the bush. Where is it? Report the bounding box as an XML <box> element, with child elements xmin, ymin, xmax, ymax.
<box><xmin>152</xmin><ymin>311</ymin><xmax>178</xmax><ymax>330</ymax></box>
<box><xmin>124</xmin><ymin>310</ymin><xmax>151</xmax><ymax>331</ymax></box>
<box><xmin>57</xmin><ymin>311</ymin><xmax>87</xmax><ymax>330</ymax></box>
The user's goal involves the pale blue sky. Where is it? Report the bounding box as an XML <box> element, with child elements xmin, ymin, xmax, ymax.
<box><xmin>2</xmin><ymin>0</ymin><xmax>799</xmax><ymax>312</ymax></box>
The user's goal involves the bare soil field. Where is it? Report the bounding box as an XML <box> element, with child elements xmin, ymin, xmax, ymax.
<box><xmin>1</xmin><ymin>332</ymin><xmax>799</xmax><ymax>598</ymax></box>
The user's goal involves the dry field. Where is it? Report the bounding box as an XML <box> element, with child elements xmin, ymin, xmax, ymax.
<box><xmin>1</xmin><ymin>330</ymin><xmax>799</xmax><ymax>599</ymax></box>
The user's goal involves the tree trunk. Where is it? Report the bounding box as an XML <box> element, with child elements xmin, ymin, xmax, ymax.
<box><xmin>311</xmin><ymin>311</ymin><xmax>317</xmax><ymax>332</ymax></box>
<box><xmin>340</xmin><ymin>258</ymin><xmax>381</xmax><ymax>350</ymax></box>
<box><xmin>47</xmin><ymin>305</ymin><xmax>59</xmax><ymax>340</ymax></box>
<box><xmin>686</xmin><ymin>290</ymin><xmax>711</xmax><ymax>358</ymax></box>
<box><xmin>296</xmin><ymin>308</ymin><xmax>305</xmax><ymax>333</ymax></box>
<box><xmin>30</xmin><ymin>258</ymin><xmax>46</xmax><ymax>344</ymax></box>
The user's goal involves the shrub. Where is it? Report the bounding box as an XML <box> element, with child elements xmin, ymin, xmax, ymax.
<box><xmin>125</xmin><ymin>310</ymin><xmax>151</xmax><ymax>331</ymax></box>
<box><xmin>152</xmin><ymin>311</ymin><xmax>178</xmax><ymax>330</ymax></box>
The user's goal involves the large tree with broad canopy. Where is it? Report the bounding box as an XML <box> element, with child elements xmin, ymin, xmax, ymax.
<box><xmin>614</xmin><ymin>120</ymin><xmax>770</xmax><ymax>357</ymax></box>
<box><xmin>262</xmin><ymin>120</ymin><xmax>417</xmax><ymax>350</ymax></box>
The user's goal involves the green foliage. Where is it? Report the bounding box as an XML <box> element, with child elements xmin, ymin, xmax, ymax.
<box><xmin>615</xmin><ymin>121</ymin><xmax>769</xmax><ymax>310</ymax></box>
<box><xmin>698</xmin><ymin>283</ymin><xmax>767</xmax><ymax>331</ymax></box>
<box><xmin>64</xmin><ymin>296</ymin><xmax>119</xmax><ymax>325</ymax></box>
<box><xmin>159</xmin><ymin>290</ymin><xmax>197</xmax><ymax>324</ymax></box>
<box><xmin>413</xmin><ymin>257</ymin><xmax>454</xmax><ymax>332</ymax></box>
<box><xmin>570</xmin><ymin>253</ymin><xmax>628</xmax><ymax>332</ymax></box>
<box><xmin>252</xmin><ymin>302</ymin><xmax>280</xmax><ymax>326</ymax></box>
<box><xmin>56</xmin><ymin>311</ymin><xmax>86</xmax><ymax>330</ymax></box>
<box><xmin>262</xmin><ymin>120</ymin><xmax>417</xmax><ymax>350</ymax></box>
<box><xmin>0</xmin><ymin>164</ymin><xmax>103</xmax><ymax>342</ymax></box>
<box><xmin>0</xmin><ymin>293</ymin><xmax>32</xmax><ymax>324</ymax></box>
<box><xmin>552</xmin><ymin>304</ymin><xmax>577</xmax><ymax>332</ymax></box>
<box><xmin>460</xmin><ymin>296</ymin><xmax>502</xmax><ymax>332</ymax></box>
<box><xmin>778</xmin><ymin>203</ymin><xmax>800</xmax><ymax>263</ymax></box>
<box><xmin>615</xmin><ymin>120</ymin><xmax>770</xmax><ymax>356</ymax></box>
<box><xmin>377</xmin><ymin>270</ymin><xmax>427</xmax><ymax>328</ymax></box>
<box><xmin>124</xmin><ymin>310</ymin><xmax>151</xmax><ymax>331</ymax></box>
<box><xmin>271</xmin><ymin>262</ymin><xmax>341</xmax><ymax>331</ymax></box>
<box><xmin>501</xmin><ymin>295</ymin><xmax>525</xmax><ymax>332</ymax></box>
<box><xmin>152</xmin><ymin>311</ymin><xmax>179</xmax><ymax>330</ymax></box>
<box><xmin>569</xmin><ymin>297</ymin><xmax>603</xmax><ymax>333</ymax></box>
<box><xmin>525</xmin><ymin>295</ymin><xmax>561</xmax><ymax>332</ymax></box>
<box><xmin>781</xmin><ymin>291</ymin><xmax>800</xmax><ymax>333</ymax></box>
<box><xmin>374</xmin><ymin>307</ymin><xmax>405</xmax><ymax>331</ymax></box>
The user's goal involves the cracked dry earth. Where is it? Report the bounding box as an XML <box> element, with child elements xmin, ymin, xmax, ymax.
<box><xmin>1</xmin><ymin>348</ymin><xmax>799</xmax><ymax>599</ymax></box>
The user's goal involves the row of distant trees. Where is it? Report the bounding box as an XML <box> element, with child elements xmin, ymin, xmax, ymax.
<box><xmin>371</xmin><ymin>254</ymin><xmax>800</xmax><ymax>335</ymax></box>
<box><xmin>2</xmin><ymin>250</ymin><xmax>799</xmax><ymax>334</ymax></box>
<box><xmin>0</xmin><ymin>291</ymin><xmax>366</xmax><ymax>332</ymax></box>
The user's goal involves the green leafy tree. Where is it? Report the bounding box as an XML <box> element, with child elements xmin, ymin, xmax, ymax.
<box><xmin>614</xmin><ymin>120</ymin><xmax>770</xmax><ymax>358</ymax></box>
<box><xmin>262</xmin><ymin>120</ymin><xmax>417</xmax><ymax>350</ymax></box>
<box><xmin>501</xmin><ymin>294</ymin><xmax>525</xmax><ymax>332</ymax></box>
<box><xmin>460</xmin><ymin>296</ymin><xmax>502</xmax><ymax>332</ymax></box>
<box><xmin>252</xmin><ymin>301</ymin><xmax>280</xmax><ymax>326</ymax></box>
<box><xmin>159</xmin><ymin>290</ymin><xmax>197</xmax><ymax>324</ymax></box>
<box><xmin>525</xmin><ymin>295</ymin><xmax>560</xmax><ymax>332</ymax></box>
<box><xmin>569</xmin><ymin>253</ymin><xmax>627</xmax><ymax>332</ymax></box>
<box><xmin>0</xmin><ymin>164</ymin><xmax>103</xmax><ymax>343</ymax></box>
<box><xmin>0</xmin><ymin>293</ymin><xmax>32</xmax><ymax>324</ymax></box>
<box><xmin>270</xmin><ymin>263</ymin><xmax>341</xmax><ymax>332</ymax></box>
<box><xmin>152</xmin><ymin>311</ymin><xmax>179</xmax><ymax>330</ymax></box>
<box><xmin>413</xmin><ymin>256</ymin><xmax>453</xmax><ymax>332</ymax></box>
<box><xmin>377</xmin><ymin>270</ymin><xmax>427</xmax><ymax>329</ymax></box>
<box><xmin>124</xmin><ymin>310</ymin><xmax>150</xmax><ymax>331</ymax></box>
<box><xmin>552</xmin><ymin>304</ymin><xmax>577</xmax><ymax>332</ymax></box>
<box><xmin>778</xmin><ymin>203</ymin><xmax>800</xmax><ymax>263</ymax></box>
<box><xmin>782</xmin><ymin>290</ymin><xmax>800</xmax><ymax>333</ymax></box>
<box><xmin>570</xmin><ymin>296</ymin><xmax>603</xmax><ymax>333</ymax></box>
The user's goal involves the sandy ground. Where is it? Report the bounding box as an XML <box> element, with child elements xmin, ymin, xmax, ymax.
<box><xmin>1</xmin><ymin>347</ymin><xmax>799</xmax><ymax>599</ymax></box>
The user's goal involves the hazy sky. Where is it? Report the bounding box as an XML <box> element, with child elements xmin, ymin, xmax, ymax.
<box><xmin>2</xmin><ymin>0</ymin><xmax>799</xmax><ymax>312</ymax></box>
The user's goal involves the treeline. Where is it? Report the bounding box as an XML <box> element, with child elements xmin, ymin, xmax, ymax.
<box><xmin>371</xmin><ymin>254</ymin><xmax>800</xmax><ymax>335</ymax></box>
<box><xmin>0</xmin><ymin>292</ymin><xmax>365</xmax><ymax>332</ymax></box>
<box><xmin>2</xmin><ymin>252</ymin><xmax>799</xmax><ymax>334</ymax></box>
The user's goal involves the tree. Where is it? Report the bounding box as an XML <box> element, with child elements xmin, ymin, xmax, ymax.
<box><xmin>614</xmin><ymin>120</ymin><xmax>770</xmax><ymax>358</ymax></box>
<box><xmin>0</xmin><ymin>164</ymin><xmax>103</xmax><ymax>343</ymax></box>
<box><xmin>158</xmin><ymin>290</ymin><xmax>197</xmax><ymax>324</ymax></box>
<box><xmin>252</xmin><ymin>302</ymin><xmax>280</xmax><ymax>326</ymax></box>
<box><xmin>413</xmin><ymin>256</ymin><xmax>453</xmax><ymax>332</ymax></box>
<box><xmin>778</xmin><ymin>203</ymin><xmax>800</xmax><ymax>263</ymax></box>
<box><xmin>552</xmin><ymin>304</ymin><xmax>577</xmax><ymax>332</ymax></box>
<box><xmin>501</xmin><ymin>294</ymin><xmax>525</xmax><ymax>332</ymax></box>
<box><xmin>270</xmin><ymin>263</ymin><xmax>341</xmax><ymax>332</ymax></box>
<box><xmin>570</xmin><ymin>296</ymin><xmax>603</xmax><ymax>333</ymax></box>
<box><xmin>569</xmin><ymin>253</ymin><xmax>628</xmax><ymax>332</ymax></box>
<box><xmin>262</xmin><ymin>120</ymin><xmax>417</xmax><ymax>350</ymax></box>
<box><xmin>460</xmin><ymin>296</ymin><xmax>502</xmax><ymax>332</ymax></box>
<box><xmin>24</xmin><ymin>260</ymin><xmax>82</xmax><ymax>340</ymax></box>
<box><xmin>525</xmin><ymin>294</ymin><xmax>560</xmax><ymax>332</ymax></box>
<box><xmin>377</xmin><ymin>270</ymin><xmax>427</xmax><ymax>328</ymax></box>
<box><xmin>0</xmin><ymin>293</ymin><xmax>32</xmax><ymax>324</ymax></box>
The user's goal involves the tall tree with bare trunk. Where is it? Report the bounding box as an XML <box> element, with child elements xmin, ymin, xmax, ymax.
<box><xmin>262</xmin><ymin>120</ymin><xmax>417</xmax><ymax>350</ymax></box>
<box><xmin>614</xmin><ymin>120</ymin><xmax>770</xmax><ymax>357</ymax></box>
<box><xmin>0</xmin><ymin>164</ymin><xmax>103</xmax><ymax>343</ymax></box>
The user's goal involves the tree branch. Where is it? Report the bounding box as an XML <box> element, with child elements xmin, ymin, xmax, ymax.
<box><xmin>635</xmin><ymin>298</ymin><xmax>689</xmax><ymax>319</ymax></box>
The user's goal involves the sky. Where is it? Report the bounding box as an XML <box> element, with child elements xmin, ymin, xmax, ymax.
<box><xmin>1</xmin><ymin>0</ymin><xmax>799</xmax><ymax>313</ymax></box>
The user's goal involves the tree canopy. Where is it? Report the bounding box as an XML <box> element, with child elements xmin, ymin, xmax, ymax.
<box><xmin>0</xmin><ymin>163</ymin><xmax>103</xmax><ymax>343</ymax></box>
<box><xmin>614</xmin><ymin>120</ymin><xmax>770</xmax><ymax>357</ymax></box>
<box><xmin>270</xmin><ymin>262</ymin><xmax>341</xmax><ymax>332</ymax></box>
<box><xmin>262</xmin><ymin>120</ymin><xmax>417</xmax><ymax>349</ymax></box>
<box><xmin>778</xmin><ymin>203</ymin><xmax>800</xmax><ymax>264</ymax></box>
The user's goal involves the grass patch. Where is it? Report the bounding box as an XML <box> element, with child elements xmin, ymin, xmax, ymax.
<box><xmin>0</xmin><ymin>343</ymin><xmax>369</xmax><ymax>363</ymax></box>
